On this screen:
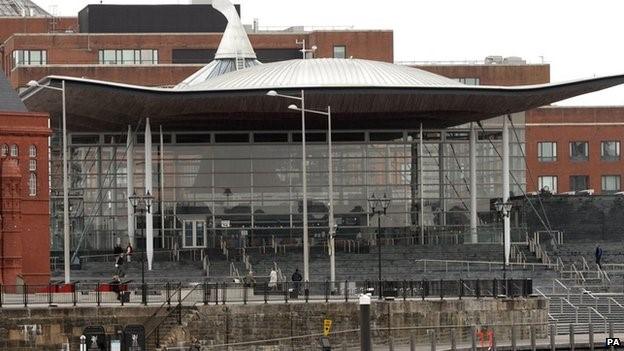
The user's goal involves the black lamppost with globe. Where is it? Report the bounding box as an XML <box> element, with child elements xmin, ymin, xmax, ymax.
<box><xmin>368</xmin><ymin>193</ymin><xmax>391</xmax><ymax>300</ymax></box>
<box><xmin>128</xmin><ymin>190</ymin><xmax>153</xmax><ymax>305</ymax></box>
<box><xmin>494</xmin><ymin>199</ymin><xmax>513</xmax><ymax>294</ymax></box>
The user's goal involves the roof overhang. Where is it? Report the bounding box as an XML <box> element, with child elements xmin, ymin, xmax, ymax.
<box><xmin>20</xmin><ymin>74</ymin><xmax>624</xmax><ymax>132</ymax></box>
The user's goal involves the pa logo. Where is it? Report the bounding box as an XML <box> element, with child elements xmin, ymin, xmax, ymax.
<box><xmin>607</xmin><ymin>338</ymin><xmax>621</xmax><ymax>347</ymax></box>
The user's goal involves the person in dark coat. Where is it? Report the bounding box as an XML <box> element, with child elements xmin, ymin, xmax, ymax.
<box><xmin>595</xmin><ymin>245</ymin><xmax>603</xmax><ymax>269</ymax></box>
<box><xmin>291</xmin><ymin>268</ymin><xmax>303</xmax><ymax>294</ymax></box>
<box><xmin>115</xmin><ymin>253</ymin><xmax>125</xmax><ymax>277</ymax></box>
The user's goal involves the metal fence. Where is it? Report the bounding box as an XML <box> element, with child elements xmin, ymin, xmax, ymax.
<box><xmin>0</xmin><ymin>279</ymin><xmax>532</xmax><ymax>308</ymax></box>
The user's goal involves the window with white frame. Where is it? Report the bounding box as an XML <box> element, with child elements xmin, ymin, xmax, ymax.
<box><xmin>537</xmin><ymin>142</ymin><xmax>557</xmax><ymax>162</ymax></box>
<box><xmin>29</xmin><ymin>173</ymin><xmax>37</xmax><ymax>196</ymax></box>
<box><xmin>98</xmin><ymin>49</ymin><xmax>159</xmax><ymax>65</ymax></box>
<box><xmin>0</xmin><ymin>144</ymin><xmax>7</xmax><ymax>157</ymax></box>
<box><xmin>29</xmin><ymin>145</ymin><xmax>37</xmax><ymax>158</ymax></box>
<box><xmin>12</xmin><ymin>50</ymin><xmax>47</xmax><ymax>67</ymax></box>
<box><xmin>538</xmin><ymin>176</ymin><xmax>557</xmax><ymax>193</ymax></box>
<box><xmin>601</xmin><ymin>141</ymin><xmax>620</xmax><ymax>161</ymax></box>
<box><xmin>601</xmin><ymin>175</ymin><xmax>621</xmax><ymax>194</ymax></box>
<box><xmin>10</xmin><ymin>144</ymin><xmax>18</xmax><ymax>157</ymax></box>
<box><xmin>29</xmin><ymin>159</ymin><xmax>36</xmax><ymax>171</ymax></box>
<box><xmin>183</xmin><ymin>220</ymin><xmax>206</xmax><ymax>248</ymax></box>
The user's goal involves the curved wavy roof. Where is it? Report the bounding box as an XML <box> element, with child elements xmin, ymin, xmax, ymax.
<box><xmin>190</xmin><ymin>58</ymin><xmax>466</xmax><ymax>91</ymax></box>
<box><xmin>20</xmin><ymin>60</ymin><xmax>624</xmax><ymax>132</ymax></box>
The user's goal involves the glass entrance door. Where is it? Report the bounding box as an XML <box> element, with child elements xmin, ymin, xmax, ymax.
<box><xmin>183</xmin><ymin>220</ymin><xmax>206</xmax><ymax>248</ymax></box>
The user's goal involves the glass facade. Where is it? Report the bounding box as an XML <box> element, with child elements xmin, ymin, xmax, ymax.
<box><xmin>49</xmin><ymin>119</ymin><xmax>526</xmax><ymax>252</ymax></box>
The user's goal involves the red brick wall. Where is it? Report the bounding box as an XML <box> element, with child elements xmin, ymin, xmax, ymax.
<box><xmin>3</xmin><ymin>30</ymin><xmax>394</xmax><ymax>87</ymax></box>
<box><xmin>526</xmin><ymin>107</ymin><xmax>624</xmax><ymax>194</ymax></box>
<box><xmin>0</xmin><ymin>111</ymin><xmax>51</xmax><ymax>285</ymax></box>
<box><xmin>415</xmin><ymin>64</ymin><xmax>550</xmax><ymax>86</ymax></box>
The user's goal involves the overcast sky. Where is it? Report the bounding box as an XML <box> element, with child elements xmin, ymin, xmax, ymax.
<box><xmin>33</xmin><ymin>0</ymin><xmax>624</xmax><ymax>106</ymax></box>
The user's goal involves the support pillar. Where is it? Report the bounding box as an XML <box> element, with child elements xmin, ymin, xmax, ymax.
<box><xmin>145</xmin><ymin>119</ymin><xmax>154</xmax><ymax>270</ymax></box>
<box><xmin>419</xmin><ymin>124</ymin><xmax>424</xmax><ymax>244</ymax></box>
<box><xmin>126</xmin><ymin>126</ymin><xmax>135</xmax><ymax>247</ymax></box>
<box><xmin>470</xmin><ymin>123</ymin><xmax>478</xmax><ymax>243</ymax></box>
<box><xmin>503</xmin><ymin>115</ymin><xmax>511</xmax><ymax>265</ymax></box>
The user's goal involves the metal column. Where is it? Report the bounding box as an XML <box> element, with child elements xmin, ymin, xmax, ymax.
<box><xmin>419</xmin><ymin>124</ymin><xmax>424</xmax><ymax>244</ymax></box>
<box><xmin>328</xmin><ymin>106</ymin><xmax>335</xmax><ymax>285</ymax></box>
<box><xmin>503</xmin><ymin>115</ymin><xmax>511</xmax><ymax>265</ymax></box>
<box><xmin>126</xmin><ymin>125</ymin><xmax>135</xmax><ymax>247</ymax></box>
<box><xmin>301</xmin><ymin>89</ymin><xmax>309</xmax><ymax>282</ymax></box>
<box><xmin>160</xmin><ymin>126</ymin><xmax>165</xmax><ymax>249</ymax></box>
<box><xmin>145</xmin><ymin>119</ymin><xmax>154</xmax><ymax>270</ymax></box>
<box><xmin>470</xmin><ymin>123</ymin><xmax>478</xmax><ymax>243</ymax></box>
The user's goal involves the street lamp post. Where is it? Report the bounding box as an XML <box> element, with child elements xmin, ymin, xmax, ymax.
<box><xmin>368</xmin><ymin>193</ymin><xmax>391</xmax><ymax>300</ymax></box>
<box><xmin>129</xmin><ymin>190</ymin><xmax>154</xmax><ymax>305</ymax></box>
<box><xmin>27</xmin><ymin>80</ymin><xmax>71</xmax><ymax>284</ymax></box>
<box><xmin>495</xmin><ymin>199</ymin><xmax>513</xmax><ymax>295</ymax></box>
<box><xmin>287</xmin><ymin>104</ymin><xmax>335</xmax><ymax>285</ymax></box>
<box><xmin>266</xmin><ymin>90</ymin><xmax>310</xmax><ymax>281</ymax></box>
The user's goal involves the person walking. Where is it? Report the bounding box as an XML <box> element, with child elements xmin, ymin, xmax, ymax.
<box><xmin>291</xmin><ymin>268</ymin><xmax>302</xmax><ymax>296</ymax></box>
<box><xmin>115</xmin><ymin>253</ymin><xmax>125</xmax><ymax>277</ymax></box>
<box><xmin>595</xmin><ymin>245</ymin><xmax>603</xmax><ymax>269</ymax></box>
<box><xmin>126</xmin><ymin>243</ymin><xmax>133</xmax><ymax>263</ymax></box>
<box><xmin>268</xmin><ymin>268</ymin><xmax>278</xmax><ymax>291</ymax></box>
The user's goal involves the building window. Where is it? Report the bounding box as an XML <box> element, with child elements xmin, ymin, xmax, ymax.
<box><xmin>570</xmin><ymin>141</ymin><xmax>588</xmax><ymax>161</ymax></box>
<box><xmin>570</xmin><ymin>175</ymin><xmax>589</xmax><ymax>192</ymax></box>
<box><xmin>456</xmin><ymin>77</ymin><xmax>480</xmax><ymax>85</ymax></box>
<box><xmin>538</xmin><ymin>176</ymin><xmax>557</xmax><ymax>193</ymax></box>
<box><xmin>29</xmin><ymin>159</ymin><xmax>37</xmax><ymax>171</ymax></box>
<box><xmin>601</xmin><ymin>175</ymin><xmax>621</xmax><ymax>194</ymax></box>
<box><xmin>601</xmin><ymin>141</ymin><xmax>620</xmax><ymax>161</ymax></box>
<box><xmin>12</xmin><ymin>50</ymin><xmax>47</xmax><ymax>67</ymax></box>
<box><xmin>183</xmin><ymin>220</ymin><xmax>206</xmax><ymax>248</ymax></box>
<box><xmin>10</xmin><ymin>144</ymin><xmax>18</xmax><ymax>157</ymax></box>
<box><xmin>537</xmin><ymin>142</ymin><xmax>557</xmax><ymax>162</ymax></box>
<box><xmin>333</xmin><ymin>45</ymin><xmax>346</xmax><ymax>59</ymax></box>
<box><xmin>29</xmin><ymin>173</ymin><xmax>37</xmax><ymax>196</ymax></box>
<box><xmin>29</xmin><ymin>145</ymin><xmax>37</xmax><ymax>158</ymax></box>
<box><xmin>0</xmin><ymin>144</ymin><xmax>7</xmax><ymax>157</ymax></box>
<box><xmin>98</xmin><ymin>49</ymin><xmax>159</xmax><ymax>65</ymax></box>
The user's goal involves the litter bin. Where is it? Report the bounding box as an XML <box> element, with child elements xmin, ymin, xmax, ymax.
<box><xmin>319</xmin><ymin>336</ymin><xmax>331</xmax><ymax>351</ymax></box>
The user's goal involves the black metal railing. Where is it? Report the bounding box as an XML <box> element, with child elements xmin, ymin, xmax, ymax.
<box><xmin>0</xmin><ymin>278</ymin><xmax>533</xmax><ymax>309</ymax></box>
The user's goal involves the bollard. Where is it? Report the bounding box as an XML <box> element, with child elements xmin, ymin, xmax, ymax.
<box><xmin>471</xmin><ymin>326</ymin><xmax>477</xmax><ymax>351</ymax></box>
<box><xmin>550</xmin><ymin>324</ymin><xmax>556</xmax><ymax>351</ymax></box>
<box><xmin>511</xmin><ymin>324</ymin><xmax>517</xmax><ymax>351</ymax></box>
<box><xmin>569</xmin><ymin>324</ymin><xmax>575</xmax><ymax>351</ymax></box>
<box><xmin>609</xmin><ymin>322</ymin><xmax>615</xmax><ymax>351</ymax></box>
<box><xmin>430</xmin><ymin>329</ymin><xmax>436</xmax><ymax>351</ymax></box>
<box><xmin>79</xmin><ymin>335</ymin><xmax>86</xmax><ymax>351</ymax></box>
<box><xmin>166</xmin><ymin>282</ymin><xmax>171</xmax><ymax>306</ymax></box>
<box><xmin>530</xmin><ymin>325</ymin><xmax>536</xmax><ymax>351</ymax></box>
<box><xmin>346</xmin><ymin>280</ymin><xmax>350</xmax><ymax>303</ymax></box>
<box><xmin>450</xmin><ymin>329</ymin><xmax>456</xmax><ymax>350</ymax></box>
<box><xmin>203</xmin><ymin>282</ymin><xmax>208</xmax><ymax>305</ymax></box>
<box><xmin>476</xmin><ymin>279</ymin><xmax>480</xmax><ymax>299</ymax></box>
<box><xmin>410</xmin><ymin>332</ymin><xmax>416</xmax><ymax>351</ymax></box>
<box><xmin>589</xmin><ymin>323</ymin><xmax>594</xmax><ymax>351</ymax></box>
<box><xmin>359</xmin><ymin>294</ymin><xmax>372</xmax><ymax>351</ymax></box>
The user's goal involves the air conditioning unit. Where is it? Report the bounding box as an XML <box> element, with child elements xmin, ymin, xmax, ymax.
<box><xmin>484</xmin><ymin>56</ymin><xmax>503</xmax><ymax>64</ymax></box>
<box><xmin>576</xmin><ymin>189</ymin><xmax>594</xmax><ymax>196</ymax></box>
<box><xmin>503</xmin><ymin>56</ymin><xmax>526</xmax><ymax>65</ymax></box>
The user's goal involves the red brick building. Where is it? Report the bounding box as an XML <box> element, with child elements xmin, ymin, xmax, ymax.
<box><xmin>1</xmin><ymin>4</ymin><xmax>393</xmax><ymax>89</ymax></box>
<box><xmin>526</xmin><ymin>107</ymin><xmax>624</xmax><ymax>195</ymax></box>
<box><xmin>0</xmin><ymin>73</ymin><xmax>51</xmax><ymax>286</ymax></box>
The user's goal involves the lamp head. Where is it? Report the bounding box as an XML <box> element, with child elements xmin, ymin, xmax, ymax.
<box><xmin>27</xmin><ymin>80</ymin><xmax>40</xmax><ymax>88</ymax></box>
<box><xmin>381</xmin><ymin>193</ymin><xmax>391</xmax><ymax>211</ymax></box>
<box><xmin>288</xmin><ymin>104</ymin><xmax>300</xmax><ymax>111</ymax></box>
<box><xmin>311</xmin><ymin>45</ymin><xmax>318</xmax><ymax>51</ymax></box>
<box><xmin>144</xmin><ymin>190</ymin><xmax>154</xmax><ymax>213</ymax></box>
<box><xmin>503</xmin><ymin>201</ymin><xmax>513</xmax><ymax>213</ymax></box>
<box><xmin>494</xmin><ymin>199</ymin><xmax>503</xmax><ymax>212</ymax></box>
<box><xmin>266</xmin><ymin>90</ymin><xmax>278</xmax><ymax>97</ymax></box>
<box><xmin>129</xmin><ymin>191</ymin><xmax>139</xmax><ymax>208</ymax></box>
